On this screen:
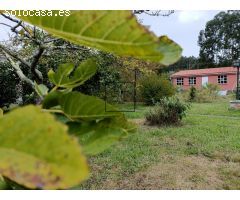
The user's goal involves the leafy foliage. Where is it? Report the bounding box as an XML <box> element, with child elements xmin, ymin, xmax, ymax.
<box><xmin>0</xmin><ymin>10</ymin><xmax>182</xmax><ymax>189</ymax></box>
<box><xmin>48</xmin><ymin>59</ymin><xmax>97</xmax><ymax>89</ymax></box>
<box><xmin>67</xmin><ymin>115</ymin><xmax>135</xmax><ymax>155</ymax></box>
<box><xmin>42</xmin><ymin>91</ymin><xmax>136</xmax><ymax>156</ymax></box>
<box><xmin>18</xmin><ymin>10</ymin><xmax>182</xmax><ymax>65</ymax></box>
<box><xmin>0</xmin><ymin>62</ymin><xmax>19</xmax><ymax>107</ymax></box>
<box><xmin>0</xmin><ymin>105</ymin><xmax>88</xmax><ymax>189</ymax></box>
<box><xmin>160</xmin><ymin>56</ymin><xmax>199</xmax><ymax>73</ymax></box>
<box><xmin>139</xmin><ymin>73</ymin><xmax>175</xmax><ymax>105</ymax></box>
<box><xmin>59</xmin><ymin>91</ymin><xmax>121</xmax><ymax>121</ymax></box>
<box><xmin>145</xmin><ymin>97</ymin><xmax>190</xmax><ymax>125</ymax></box>
<box><xmin>177</xmin><ymin>84</ymin><xmax>221</xmax><ymax>103</ymax></box>
<box><xmin>189</xmin><ymin>86</ymin><xmax>197</xmax><ymax>102</ymax></box>
<box><xmin>198</xmin><ymin>11</ymin><xmax>240</xmax><ymax>67</ymax></box>
<box><xmin>195</xmin><ymin>84</ymin><xmax>220</xmax><ymax>103</ymax></box>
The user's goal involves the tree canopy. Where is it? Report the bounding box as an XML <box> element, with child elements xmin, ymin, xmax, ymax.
<box><xmin>198</xmin><ymin>11</ymin><xmax>240</xmax><ymax>67</ymax></box>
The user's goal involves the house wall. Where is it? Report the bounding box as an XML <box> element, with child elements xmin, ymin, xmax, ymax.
<box><xmin>208</xmin><ymin>74</ymin><xmax>236</xmax><ymax>91</ymax></box>
<box><xmin>172</xmin><ymin>76</ymin><xmax>202</xmax><ymax>90</ymax></box>
<box><xmin>172</xmin><ymin>74</ymin><xmax>237</xmax><ymax>91</ymax></box>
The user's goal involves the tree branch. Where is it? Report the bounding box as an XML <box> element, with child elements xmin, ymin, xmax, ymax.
<box><xmin>0</xmin><ymin>23</ymin><xmax>12</xmax><ymax>29</ymax></box>
<box><xmin>1</xmin><ymin>13</ymin><xmax>19</xmax><ymax>23</ymax></box>
<box><xmin>1</xmin><ymin>13</ymin><xmax>40</xmax><ymax>44</ymax></box>
<box><xmin>0</xmin><ymin>43</ymin><xmax>43</xmax><ymax>82</ymax></box>
<box><xmin>0</xmin><ymin>43</ymin><xmax>31</xmax><ymax>67</ymax></box>
<box><xmin>30</xmin><ymin>46</ymin><xmax>45</xmax><ymax>82</ymax></box>
<box><xmin>2</xmin><ymin>50</ymin><xmax>34</xmax><ymax>88</ymax></box>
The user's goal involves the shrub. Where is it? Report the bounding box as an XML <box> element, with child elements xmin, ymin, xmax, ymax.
<box><xmin>189</xmin><ymin>86</ymin><xmax>197</xmax><ymax>102</ymax></box>
<box><xmin>195</xmin><ymin>83</ymin><xmax>220</xmax><ymax>103</ymax></box>
<box><xmin>139</xmin><ymin>74</ymin><xmax>175</xmax><ymax>105</ymax></box>
<box><xmin>145</xmin><ymin>97</ymin><xmax>190</xmax><ymax>126</ymax></box>
<box><xmin>177</xmin><ymin>83</ymin><xmax>221</xmax><ymax>103</ymax></box>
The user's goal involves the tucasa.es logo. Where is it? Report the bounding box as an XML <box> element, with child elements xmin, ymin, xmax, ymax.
<box><xmin>4</xmin><ymin>10</ymin><xmax>71</xmax><ymax>17</ymax></box>
<box><xmin>105</xmin><ymin>69</ymin><xmax>138</xmax><ymax>112</ymax></box>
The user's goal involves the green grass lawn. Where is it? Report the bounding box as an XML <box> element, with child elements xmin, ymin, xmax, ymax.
<box><xmin>79</xmin><ymin>99</ymin><xmax>240</xmax><ymax>189</ymax></box>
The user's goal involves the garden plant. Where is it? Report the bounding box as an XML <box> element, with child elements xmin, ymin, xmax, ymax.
<box><xmin>145</xmin><ymin>97</ymin><xmax>189</xmax><ymax>125</ymax></box>
<box><xmin>0</xmin><ymin>10</ymin><xmax>182</xmax><ymax>189</ymax></box>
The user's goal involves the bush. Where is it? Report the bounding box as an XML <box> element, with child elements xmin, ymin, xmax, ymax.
<box><xmin>145</xmin><ymin>97</ymin><xmax>190</xmax><ymax>126</ymax></box>
<box><xmin>194</xmin><ymin>84</ymin><xmax>220</xmax><ymax>103</ymax></box>
<box><xmin>139</xmin><ymin>74</ymin><xmax>175</xmax><ymax>105</ymax></box>
<box><xmin>176</xmin><ymin>83</ymin><xmax>221</xmax><ymax>103</ymax></box>
<box><xmin>189</xmin><ymin>86</ymin><xmax>197</xmax><ymax>102</ymax></box>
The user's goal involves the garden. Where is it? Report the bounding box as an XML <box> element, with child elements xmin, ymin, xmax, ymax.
<box><xmin>0</xmin><ymin>10</ymin><xmax>240</xmax><ymax>190</ymax></box>
<box><xmin>77</xmin><ymin>89</ymin><xmax>240</xmax><ymax>189</ymax></box>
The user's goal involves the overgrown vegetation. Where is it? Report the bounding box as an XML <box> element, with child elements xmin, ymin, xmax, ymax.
<box><xmin>177</xmin><ymin>83</ymin><xmax>221</xmax><ymax>103</ymax></box>
<box><xmin>0</xmin><ymin>11</ymin><xmax>181</xmax><ymax>189</ymax></box>
<box><xmin>145</xmin><ymin>97</ymin><xmax>189</xmax><ymax>125</ymax></box>
<box><xmin>139</xmin><ymin>73</ymin><xmax>175</xmax><ymax>105</ymax></box>
<box><xmin>78</xmin><ymin>98</ymin><xmax>240</xmax><ymax>189</ymax></box>
<box><xmin>189</xmin><ymin>86</ymin><xmax>197</xmax><ymax>102</ymax></box>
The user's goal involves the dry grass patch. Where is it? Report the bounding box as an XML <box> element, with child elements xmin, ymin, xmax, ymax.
<box><xmin>99</xmin><ymin>155</ymin><xmax>240</xmax><ymax>190</ymax></box>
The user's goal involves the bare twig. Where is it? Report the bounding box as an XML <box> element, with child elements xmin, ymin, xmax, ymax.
<box><xmin>1</xmin><ymin>13</ymin><xmax>19</xmax><ymax>23</ymax></box>
<box><xmin>0</xmin><ymin>23</ymin><xmax>12</xmax><ymax>28</ymax></box>
<box><xmin>133</xmin><ymin>10</ymin><xmax>175</xmax><ymax>17</ymax></box>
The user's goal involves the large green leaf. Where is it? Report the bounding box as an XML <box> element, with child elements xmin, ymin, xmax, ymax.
<box><xmin>67</xmin><ymin>116</ymin><xmax>136</xmax><ymax>155</ymax></box>
<box><xmin>0</xmin><ymin>105</ymin><xmax>88</xmax><ymax>189</ymax></box>
<box><xmin>67</xmin><ymin>121</ymin><xmax>126</xmax><ymax>155</ymax></box>
<box><xmin>17</xmin><ymin>11</ymin><xmax>182</xmax><ymax>65</ymax></box>
<box><xmin>59</xmin><ymin>91</ymin><xmax>121</xmax><ymax>121</ymax></box>
<box><xmin>48</xmin><ymin>59</ymin><xmax>97</xmax><ymax>89</ymax></box>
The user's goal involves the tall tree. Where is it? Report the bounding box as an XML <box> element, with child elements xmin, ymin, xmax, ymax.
<box><xmin>198</xmin><ymin>11</ymin><xmax>240</xmax><ymax>67</ymax></box>
<box><xmin>159</xmin><ymin>56</ymin><xmax>199</xmax><ymax>73</ymax></box>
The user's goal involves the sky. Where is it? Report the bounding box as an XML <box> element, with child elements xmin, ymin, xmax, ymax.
<box><xmin>139</xmin><ymin>10</ymin><xmax>221</xmax><ymax>57</ymax></box>
<box><xmin>0</xmin><ymin>11</ymin><xmax>221</xmax><ymax>57</ymax></box>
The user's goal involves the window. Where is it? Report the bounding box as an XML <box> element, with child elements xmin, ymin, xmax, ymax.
<box><xmin>176</xmin><ymin>78</ymin><xmax>184</xmax><ymax>85</ymax></box>
<box><xmin>188</xmin><ymin>77</ymin><xmax>196</xmax><ymax>85</ymax></box>
<box><xmin>218</xmin><ymin>75</ymin><xmax>227</xmax><ymax>84</ymax></box>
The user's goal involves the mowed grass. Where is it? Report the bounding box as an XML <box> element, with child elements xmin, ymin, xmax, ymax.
<box><xmin>189</xmin><ymin>102</ymin><xmax>240</xmax><ymax>117</ymax></box>
<box><xmin>79</xmin><ymin>99</ymin><xmax>240</xmax><ymax>189</ymax></box>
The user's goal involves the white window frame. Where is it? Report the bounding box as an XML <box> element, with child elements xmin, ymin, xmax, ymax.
<box><xmin>176</xmin><ymin>77</ymin><xmax>184</xmax><ymax>85</ymax></box>
<box><xmin>188</xmin><ymin>77</ymin><xmax>196</xmax><ymax>85</ymax></box>
<box><xmin>218</xmin><ymin>75</ymin><xmax>227</xmax><ymax>84</ymax></box>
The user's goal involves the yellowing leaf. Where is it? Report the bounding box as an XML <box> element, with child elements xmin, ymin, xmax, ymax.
<box><xmin>0</xmin><ymin>105</ymin><xmax>88</xmax><ymax>189</ymax></box>
<box><xmin>17</xmin><ymin>11</ymin><xmax>182</xmax><ymax>65</ymax></box>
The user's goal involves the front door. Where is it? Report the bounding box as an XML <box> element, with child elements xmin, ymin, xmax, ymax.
<box><xmin>202</xmin><ymin>76</ymin><xmax>208</xmax><ymax>86</ymax></box>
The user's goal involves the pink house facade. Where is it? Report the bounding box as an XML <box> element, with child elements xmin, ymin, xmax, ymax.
<box><xmin>170</xmin><ymin>67</ymin><xmax>238</xmax><ymax>92</ymax></box>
